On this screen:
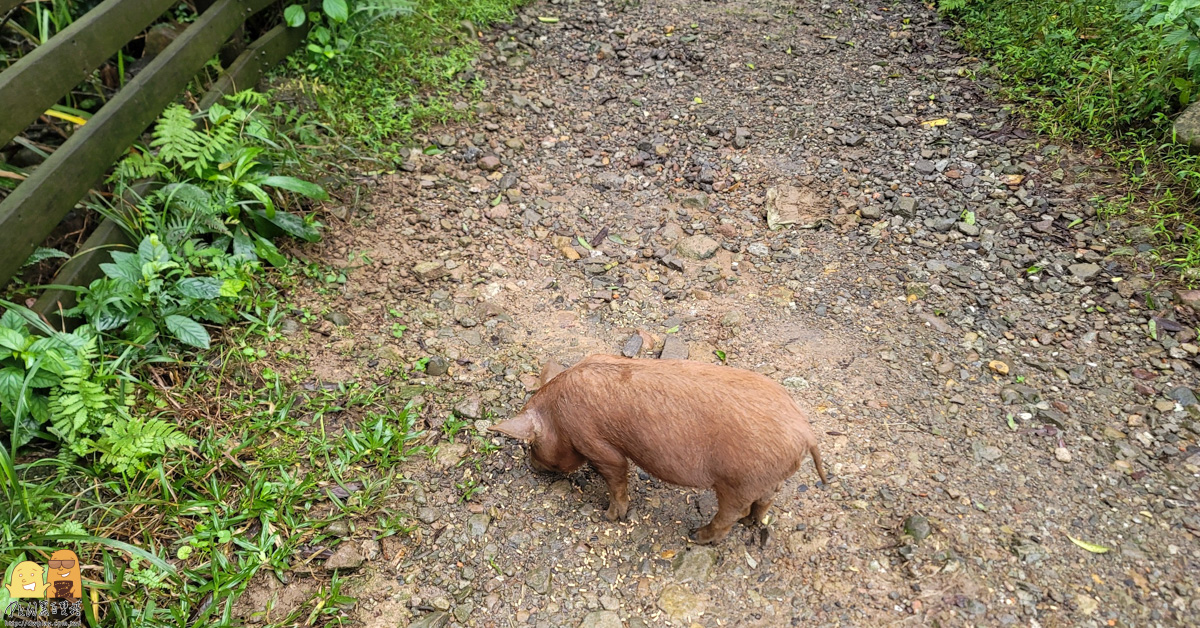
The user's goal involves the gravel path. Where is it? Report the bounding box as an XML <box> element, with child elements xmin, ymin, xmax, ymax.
<box><xmin>247</xmin><ymin>1</ymin><xmax>1199</xmax><ymax>626</ymax></box>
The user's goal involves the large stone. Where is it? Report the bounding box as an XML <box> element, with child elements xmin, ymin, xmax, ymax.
<box><xmin>677</xmin><ymin>234</ymin><xmax>720</xmax><ymax>260</ymax></box>
<box><xmin>765</xmin><ymin>185</ymin><xmax>825</xmax><ymax>229</ymax></box>
<box><xmin>324</xmin><ymin>542</ymin><xmax>366</xmax><ymax>570</ymax></box>
<box><xmin>1176</xmin><ymin>289</ymin><xmax>1200</xmax><ymax>310</ymax></box>
<box><xmin>680</xmin><ymin>193</ymin><xmax>710</xmax><ymax>210</ymax></box>
<box><xmin>1173</xmin><ymin>101</ymin><xmax>1200</xmax><ymax>153</ymax></box>
<box><xmin>410</xmin><ymin>611</ymin><xmax>450</xmax><ymax>628</ymax></box>
<box><xmin>1068</xmin><ymin>263</ymin><xmax>1101</xmax><ymax>281</ymax></box>
<box><xmin>467</xmin><ymin>514</ymin><xmax>490</xmax><ymax>537</ymax></box>
<box><xmin>657</xmin><ymin>585</ymin><xmax>705</xmax><ymax>621</ymax></box>
<box><xmin>672</xmin><ymin>547</ymin><xmax>717</xmax><ymax>583</ymax></box>
<box><xmin>525</xmin><ymin>566</ymin><xmax>552</xmax><ymax>594</ymax></box>
<box><xmin>895</xmin><ymin>196</ymin><xmax>918</xmax><ymax>217</ymax></box>
<box><xmin>660</xmin><ymin>336</ymin><xmax>689</xmax><ymax>360</ymax></box>
<box><xmin>454</xmin><ymin>396</ymin><xmax>482</xmax><ymax>419</ymax></box>
<box><xmin>413</xmin><ymin>261</ymin><xmax>448</xmax><ymax>281</ymax></box>
<box><xmin>578</xmin><ymin>611</ymin><xmax>623</xmax><ymax>628</ymax></box>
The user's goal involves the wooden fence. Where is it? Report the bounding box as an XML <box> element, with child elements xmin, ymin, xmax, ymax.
<box><xmin>0</xmin><ymin>0</ymin><xmax>312</xmax><ymax>327</ymax></box>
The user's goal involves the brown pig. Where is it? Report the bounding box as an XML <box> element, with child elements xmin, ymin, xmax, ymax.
<box><xmin>490</xmin><ymin>354</ymin><xmax>828</xmax><ymax>544</ymax></box>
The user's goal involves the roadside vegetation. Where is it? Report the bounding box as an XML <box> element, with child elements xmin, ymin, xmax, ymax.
<box><xmin>1</xmin><ymin>0</ymin><xmax>522</xmax><ymax>623</ymax></box>
<box><xmin>941</xmin><ymin>0</ymin><xmax>1200</xmax><ymax>279</ymax></box>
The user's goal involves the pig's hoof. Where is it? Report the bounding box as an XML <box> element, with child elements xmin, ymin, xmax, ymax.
<box><xmin>688</xmin><ymin>525</ymin><xmax>726</xmax><ymax>545</ymax></box>
<box><xmin>605</xmin><ymin>503</ymin><xmax>628</xmax><ymax>521</ymax></box>
<box><xmin>739</xmin><ymin>514</ymin><xmax>763</xmax><ymax>528</ymax></box>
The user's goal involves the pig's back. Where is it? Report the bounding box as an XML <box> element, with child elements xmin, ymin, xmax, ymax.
<box><xmin>536</xmin><ymin>355</ymin><xmax>814</xmax><ymax>487</ymax></box>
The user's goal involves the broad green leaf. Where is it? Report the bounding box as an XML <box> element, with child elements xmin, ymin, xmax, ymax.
<box><xmin>165</xmin><ymin>315</ymin><xmax>211</xmax><ymax>350</ymax></box>
<box><xmin>1067</xmin><ymin>535</ymin><xmax>1110</xmax><ymax>554</ymax></box>
<box><xmin>261</xmin><ymin>175</ymin><xmax>329</xmax><ymax>200</ymax></box>
<box><xmin>261</xmin><ymin>210</ymin><xmax>321</xmax><ymax>242</ymax></box>
<box><xmin>0</xmin><ymin>309</ymin><xmax>26</xmax><ymax>331</ymax></box>
<box><xmin>252</xmin><ymin>234</ymin><xmax>288</xmax><ymax>268</ymax></box>
<box><xmin>220</xmin><ymin>279</ymin><xmax>246</xmax><ymax>298</ymax></box>
<box><xmin>138</xmin><ymin>235</ymin><xmax>170</xmax><ymax>265</ymax></box>
<box><xmin>23</xmin><ymin>247</ymin><xmax>70</xmax><ymax>267</ymax></box>
<box><xmin>0</xmin><ymin>327</ymin><xmax>29</xmax><ymax>352</ymax></box>
<box><xmin>284</xmin><ymin>4</ymin><xmax>306</xmax><ymax>27</ymax></box>
<box><xmin>0</xmin><ymin>367</ymin><xmax>23</xmax><ymax>400</ymax></box>
<box><xmin>175</xmin><ymin>277</ymin><xmax>223</xmax><ymax>300</ymax></box>
<box><xmin>323</xmin><ymin>0</ymin><xmax>349</xmax><ymax>22</ymax></box>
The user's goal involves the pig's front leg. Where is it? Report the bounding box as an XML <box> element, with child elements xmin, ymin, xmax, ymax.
<box><xmin>589</xmin><ymin>456</ymin><xmax>630</xmax><ymax>521</ymax></box>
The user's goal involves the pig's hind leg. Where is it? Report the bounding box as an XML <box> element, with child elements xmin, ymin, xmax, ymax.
<box><xmin>691</xmin><ymin>485</ymin><xmax>754</xmax><ymax>544</ymax></box>
<box><xmin>739</xmin><ymin>481</ymin><xmax>783</xmax><ymax>527</ymax></box>
<box><xmin>589</xmin><ymin>453</ymin><xmax>631</xmax><ymax>521</ymax></box>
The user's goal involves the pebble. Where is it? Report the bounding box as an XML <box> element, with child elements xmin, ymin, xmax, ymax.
<box><xmin>677</xmin><ymin>234</ymin><xmax>720</xmax><ymax>260</ymax></box>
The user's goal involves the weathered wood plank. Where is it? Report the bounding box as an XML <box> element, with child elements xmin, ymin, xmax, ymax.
<box><xmin>0</xmin><ymin>0</ymin><xmax>276</xmax><ymax>286</ymax></box>
<box><xmin>31</xmin><ymin>218</ymin><xmax>134</xmax><ymax>330</ymax></box>
<box><xmin>0</xmin><ymin>0</ymin><xmax>178</xmax><ymax>148</ymax></box>
<box><xmin>0</xmin><ymin>0</ymin><xmax>23</xmax><ymax>17</ymax></box>
<box><xmin>199</xmin><ymin>21</ymin><xmax>312</xmax><ymax>110</ymax></box>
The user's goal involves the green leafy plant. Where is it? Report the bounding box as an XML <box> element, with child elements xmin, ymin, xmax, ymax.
<box><xmin>69</xmin><ymin>234</ymin><xmax>249</xmax><ymax>350</ymax></box>
<box><xmin>0</xmin><ymin>307</ymin><xmax>89</xmax><ymax>449</ymax></box>
<box><xmin>1124</xmin><ymin>0</ymin><xmax>1200</xmax><ymax>75</ymax></box>
<box><xmin>0</xmin><ymin>302</ymin><xmax>193</xmax><ymax>474</ymax></box>
<box><xmin>105</xmin><ymin>94</ymin><xmax>327</xmax><ymax>268</ymax></box>
<box><xmin>285</xmin><ymin>0</ymin><xmax>416</xmax><ymax>72</ymax></box>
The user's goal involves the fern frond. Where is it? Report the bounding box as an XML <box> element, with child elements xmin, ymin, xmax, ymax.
<box><xmin>95</xmin><ymin>416</ymin><xmax>195</xmax><ymax>476</ymax></box>
<box><xmin>150</xmin><ymin>105</ymin><xmax>203</xmax><ymax>170</ymax></box>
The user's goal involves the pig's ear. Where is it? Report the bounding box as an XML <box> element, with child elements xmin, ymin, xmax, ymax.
<box><xmin>489</xmin><ymin>411</ymin><xmax>540</xmax><ymax>441</ymax></box>
<box><xmin>539</xmin><ymin>360</ymin><xmax>566</xmax><ymax>386</ymax></box>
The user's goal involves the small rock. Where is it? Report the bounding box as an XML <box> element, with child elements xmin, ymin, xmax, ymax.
<box><xmin>677</xmin><ymin>234</ymin><xmax>720</xmax><ymax>260</ymax></box>
<box><xmin>280</xmin><ymin>318</ymin><xmax>301</xmax><ymax>335</ymax></box>
<box><xmin>915</xmin><ymin>159</ymin><xmax>936</xmax><ymax>175</ymax></box>
<box><xmin>672</xmin><ymin>547</ymin><xmax>717</xmax><ymax>583</ymax></box>
<box><xmin>418</xmin><ymin>507</ymin><xmax>439</xmax><ymax>524</ymax></box>
<box><xmin>721</xmin><ymin>310</ymin><xmax>743</xmax><ymax>327</ymax></box>
<box><xmin>681</xmin><ymin>194</ymin><xmax>710</xmax><ymax>210</ymax></box>
<box><xmin>478</xmin><ymin>155</ymin><xmax>502</xmax><ymax>171</ymax></box>
<box><xmin>988</xmin><ymin>360</ymin><xmax>1010</xmax><ymax>375</ymax></box>
<box><xmin>413</xmin><ymin>261</ymin><xmax>448</xmax><ymax>282</ymax></box>
<box><xmin>467</xmin><ymin>514</ymin><xmax>490</xmax><ymax>537</ymax></box>
<box><xmin>410</xmin><ymin>611</ymin><xmax>450</xmax><ymax>628</ymax></box>
<box><xmin>323</xmin><ymin>311</ymin><xmax>351</xmax><ymax>327</ymax></box>
<box><xmin>1075</xmin><ymin>594</ymin><xmax>1099</xmax><ymax>616</ymax></box>
<box><xmin>1055</xmin><ymin>447</ymin><xmax>1072</xmax><ymax>463</ymax></box>
<box><xmin>1167</xmin><ymin>387</ymin><xmax>1198</xmax><ymax>406</ymax></box>
<box><xmin>660</xmin><ymin>336</ymin><xmax>689</xmax><ymax>360</ymax></box>
<box><xmin>976</xmin><ymin>445</ymin><xmax>1003</xmax><ymax>462</ymax></box>
<box><xmin>578</xmin><ymin>611</ymin><xmax>623</xmax><ymax>628</ymax></box>
<box><xmin>1175</xmin><ymin>289</ymin><xmax>1200</xmax><ymax>309</ymax></box>
<box><xmin>1068</xmin><ymin>263</ymin><xmax>1101</xmax><ymax>281</ymax></box>
<box><xmin>895</xmin><ymin>197</ymin><xmax>918</xmax><ymax>217</ymax></box>
<box><xmin>324</xmin><ymin>542</ymin><xmax>366</xmax><ymax>570</ymax></box>
<box><xmin>525</xmin><ymin>566</ymin><xmax>552</xmax><ymax>594</ymax></box>
<box><xmin>903</xmin><ymin>515</ymin><xmax>931</xmax><ymax>542</ymax></box>
<box><xmin>657</xmin><ymin>585</ymin><xmax>705</xmax><ymax>621</ymax></box>
<box><xmin>622</xmin><ymin>333</ymin><xmax>644</xmax><ymax>357</ymax></box>
<box><xmin>425</xmin><ymin>356</ymin><xmax>450</xmax><ymax>376</ymax></box>
<box><xmin>455</xmin><ymin>396</ymin><xmax>483</xmax><ymax>420</ymax></box>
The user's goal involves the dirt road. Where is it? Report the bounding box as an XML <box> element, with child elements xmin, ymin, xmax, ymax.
<box><xmin>248</xmin><ymin>1</ymin><xmax>1200</xmax><ymax>626</ymax></box>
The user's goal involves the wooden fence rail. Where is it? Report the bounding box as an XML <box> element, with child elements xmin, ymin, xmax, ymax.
<box><xmin>0</xmin><ymin>0</ymin><xmax>313</xmax><ymax>323</ymax></box>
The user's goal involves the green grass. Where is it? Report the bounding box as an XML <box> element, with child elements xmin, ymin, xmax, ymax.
<box><xmin>2</xmin><ymin>1</ymin><xmax>525</xmax><ymax>624</ymax></box>
<box><xmin>287</xmin><ymin>0</ymin><xmax>526</xmax><ymax>162</ymax></box>
<box><xmin>944</xmin><ymin>0</ymin><xmax>1200</xmax><ymax>281</ymax></box>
